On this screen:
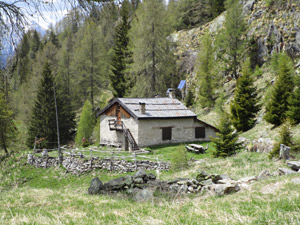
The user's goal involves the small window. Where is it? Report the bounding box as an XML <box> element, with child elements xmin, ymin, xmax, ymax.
<box><xmin>162</xmin><ymin>127</ymin><xmax>172</xmax><ymax>140</ymax></box>
<box><xmin>195</xmin><ymin>127</ymin><xmax>205</xmax><ymax>139</ymax></box>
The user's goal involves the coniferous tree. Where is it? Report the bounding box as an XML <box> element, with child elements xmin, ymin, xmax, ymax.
<box><xmin>287</xmin><ymin>76</ymin><xmax>300</xmax><ymax>124</ymax></box>
<box><xmin>217</xmin><ymin>0</ymin><xmax>246</xmax><ymax>79</ymax></box>
<box><xmin>230</xmin><ymin>58</ymin><xmax>260</xmax><ymax>131</ymax></box>
<box><xmin>264</xmin><ymin>53</ymin><xmax>294</xmax><ymax>126</ymax></box>
<box><xmin>27</xmin><ymin>62</ymin><xmax>74</xmax><ymax>148</ymax></box>
<box><xmin>196</xmin><ymin>34</ymin><xmax>217</xmax><ymax>108</ymax></box>
<box><xmin>75</xmin><ymin>100</ymin><xmax>95</xmax><ymax>147</ymax></box>
<box><xmin>109</xmin><ymin>0</ymin><xmax>131</xmax><ymax>97</ymax></box>
<box><xmin>0</xmin><ymin>93</ymin><xmax>16</xmax><ymax>154</ymax></box>
<box><xmin>129</xmin><ymin>0</ymin><xmax>176</xmax><ymax>97</ymax></box>
<box><xmin>212</xmin><ymin>113</ymin><xmax>243</xmax><ymax>157</ymax></box>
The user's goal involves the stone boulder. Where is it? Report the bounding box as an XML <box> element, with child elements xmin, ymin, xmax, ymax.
<box><xmin>196</xmin><ymin>171</ymin><xmax>210</xmax><ymax>182</ymax></box>
<box><xmin>213</xmin><ymin>183</ymin><xmax>240</xmax><ymax>196</ymax></box>
<box><xmin>88</xmin><ymin>177</ymin><xmax>103</xmax><ymax>195</ymax></box>
<box><xmin>287</xmin><ymin>161</ymin><xmax>300</xmax><ymax>171</ymax></box>
<box><xmin>134</xmin><ymin>189</ymin><xmax>154</xmax><ymax>202</ymax></box>
<box><xmin>291</xmin><ymin>178</ymin><xmax>300</xmax><ymax>185</ymax></box>
<box><xmin>257</xmin><ymin>170</ymin><xmax>272</xmax><ymax>180</ymax></box>
<box><xmin>278</xmin><ymin>168</ymin><xmax>297</xmax><ymax>176</ymax></box>
<box><xmin>103</xmin><ymin>176</ymin><xmax>127</xmax><ymax>191</ymax></box>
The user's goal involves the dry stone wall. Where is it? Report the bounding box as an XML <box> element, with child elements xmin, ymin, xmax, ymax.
<box><xmin>27</xmin><ymin>155</ymin><xmax>169</xmax><ymax>174</ymax></box>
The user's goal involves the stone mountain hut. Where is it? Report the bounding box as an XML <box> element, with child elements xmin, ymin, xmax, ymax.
<box><xmin>97</xmin><ymin>94</ymin><xmax>217</xmax><ymax>151</ymax></box>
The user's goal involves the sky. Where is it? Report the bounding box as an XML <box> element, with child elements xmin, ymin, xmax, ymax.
<box><xmin>3</xmin><ymin>0</ymin><xmax>73</xmax><ymax>30</ymax></box>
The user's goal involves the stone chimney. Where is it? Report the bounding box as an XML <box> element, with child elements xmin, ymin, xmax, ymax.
<box><xmin>139</xmin><ymin>102</ymin><xmax>146</xmax><ymax>114</ymax></box>
<box><xmin>168</xmin><ymin>89</ymin><xmax>176</xmax><ymax>99</ymax></box>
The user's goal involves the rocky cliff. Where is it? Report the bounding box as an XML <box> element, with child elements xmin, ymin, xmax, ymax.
<box><xmin>172</xmin><ymin>0</ymin><xmax>300</xmax><ymax>77</ymax></box>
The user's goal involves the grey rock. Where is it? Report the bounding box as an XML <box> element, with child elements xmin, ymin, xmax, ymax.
<box><xmin>133</xmin><ymin>177</ymin><xmax>144</xmax><ymax>184</ymax></box>
<box><xmin>124</xmin><ymin>176</ymin><xmax>133</xmax><ymax>187</ymax></box>
<box><xmin>134</xmin><ymin>189</ymin><xmax>154</xmax><ymax>202</ymax></box>
<box><xmin>238</xmin><ymin>176</ymin><xmax>257</xmax><ymax>183</ymax></box>
<box><xmin>220</xmin><ymin>174</ymin><xmax>232</xmax><ymax>180</ymax></box>
<box><xmin>202</xmin><ymin>179</ymin><xmax>214</xmax><ymax>187</ymax></box>
<box><xmin>287</xmin><ymin>161</ymin><xmax>300</xmax><ymax>171</ymax></box>
<box><xmin>257</xmin><ymin>170</ymin><xmax>272</xmax><ymax>180</ymax></box>
<box><xmin>88</xmin><ymin>177</ymin><xmax>103</xmax><ymax>195</ymax></box>
<box><xmin>179</xmin><ymin>184</ymin><xmax>188</xmax><ymax>193</ymax></box>
<box><xmin>177</xmin><ymin>180</ymin><xmax>188</xmax><ymax>185</ymax></box>
<box><xmin>188</xmin><ymin>186</ymin><xmax>194</xmax><ymax>192</ymax></box>
<box><xmin>217</xmin><ymin>179</ymin><xmax>236</xmax><ymax>185</ymax></box>
<box><xmin>169</xmin><ymin>183</ymin><xmax>180</xmax><ymax>193</ymax></box>
<box><xmin>278</xmin><ymin>168</ymin><xmax>297</xmax><ymax>176</ymax></box>
<box><xmin>213</xmin><ymin>183</ymin><xmax>240</xmax><ymax>196</ymax></box>
<box><xmin>196</xmin><ymin>171</ymin><xmax>210</xmax><ymax>182</ymax></box>
<box><xmin>147</xmin><ymin>173</ymin><xmax>156</xmax><ymax>180</ymax></box>
<box><xmin>209</xmin><ymin>14</ymin><xmax>225</xmax><ymax>33</ymax></box>
<box><xmin>291</xmin><ymin>178</ymin><xmax>300</xmax><ymax>185</ymax></box>
<box><xmin>103</xmin><ymin>176</ymin><xmax>126</xmax><ymax>191</ymax></box>
<box><xmin>135</xmin><ymin>169</ymin><xmax>147</xmax><ymax>178</ymax></box>
<box><xmin>243</xmin><ymin>0</ymin><xmax>256</xmax><ymax>15</ymax></box>
<box><xmin>211</xmin><ymin>174</ymin><xmax>222</xmax><ymax>184</ymax></box>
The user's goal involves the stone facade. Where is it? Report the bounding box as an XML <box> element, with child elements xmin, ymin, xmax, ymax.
<box><xmin>100</xmin><ymin>115</ymin><xmax>217</xmax><ymax>149</ymax></box>
<box><xmin>100</xmin><ymin>115</ymin><xmax>138</xmax><ymax>149</ymax></box>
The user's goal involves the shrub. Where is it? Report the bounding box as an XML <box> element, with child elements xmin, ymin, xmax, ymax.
<box><xmin>268</xmin><ymin>121</ymin><xmax>293</xmax><ymax>159</ymax></box>
<box><xmin>171</xmin><ymin>145</ymin><xmax>188</xmax><ymax>170</ymax></box>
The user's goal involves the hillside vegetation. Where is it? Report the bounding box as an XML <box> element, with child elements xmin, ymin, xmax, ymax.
<box><xmin>1</xmin><ymin>149</ymin><xmax>300</xmax><ymax>224</ymax></box>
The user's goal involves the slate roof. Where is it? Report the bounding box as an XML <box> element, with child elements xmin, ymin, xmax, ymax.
<box><xmin>98</xmin><ymin>97</ymin><xmax>196</xmax><ymax>119</ymax></box>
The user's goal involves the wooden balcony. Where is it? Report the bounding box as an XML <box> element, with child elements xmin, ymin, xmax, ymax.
<box><xmin>108</xmin><ymin>119</ymin><xmax>123</xmax><ymax>131</ymax></box>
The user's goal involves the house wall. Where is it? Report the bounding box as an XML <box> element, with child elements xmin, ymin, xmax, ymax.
<box><xmin>100</xmin><ymin>115</ymin><xmax>139</xmax><ymax>149</ymax></box>
<box><xmin>137</xmin><ymin>118</ymin><xmax>216</xmax><ymax>147</ymax></box>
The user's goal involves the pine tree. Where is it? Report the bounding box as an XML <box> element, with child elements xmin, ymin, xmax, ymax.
<box><xmin>196</xmin><ymin>34</ymin><xmax>217</xmax><ymax>108</ymax></box>
<box><xmin>287</xmin><ymin>76</ymin><xmax>300</xmax><ymax>124</ymax></box>
<box><xmin>0</xmin><ymin>93</ymin><xmax>16</xmax><ymax>154</ymax></box>
<box><xmin>217</xmin><ymin>0</ymin><xmax>246</xmax><ymax>79</ymax></box>
<box><xmin>230</xmin><ymin>58</ymin><xmax>260</xmax><ymax>131</ymax></box>
<box><xmin>109</xmin><ymin>0</ymin><xmax>131</xmax><ymax>97</ymax></box>
<box><xmin>212</xmin><ymin>113</ymin><xmax>243</xmax><ymax>157</ymax></box>
<box><xmin>129</xmin><ymin>0</ymin><xmax>176</xmax><ymax>97</ymax></box>
<box><xmin>27</xmin><ymin>62</ymin><xmax>74</xmax><ymax>148</ymax></box>
<box><xmin>75</xmin><ymin>100</ymin><xmax>95</xmax><ymax>147</ymax></box>
<box><xmin>264</xmin><ymin>53</ymin><xmax>294</xmax><ymax>126</ymax></box>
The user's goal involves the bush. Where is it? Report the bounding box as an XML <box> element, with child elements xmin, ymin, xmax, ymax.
<box><xmin>75</xmin><ymin>100</ymin><xmax>95</xmax><ymax>147</ymax></box>
<box><xmin>171</xmin><ymin>145</ymin><xmax>188</xmax><ymax>170</ymax></box>
<box><xmin>268</xmin><ymin>121</ymin><xmax>293</xmax><ymax>159</ymax></box>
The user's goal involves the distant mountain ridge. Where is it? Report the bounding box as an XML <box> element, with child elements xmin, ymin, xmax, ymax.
<box><xmin>0</xmin><ymin>20</ymin><xmax>46</xmax><ymax>67</ymax></box>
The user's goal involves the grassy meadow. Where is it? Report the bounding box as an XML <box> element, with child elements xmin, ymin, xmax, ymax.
<box><xmin>1</xmin><ymin>144</ymin><xmax>300</xmax><ymax>224</ymax></box>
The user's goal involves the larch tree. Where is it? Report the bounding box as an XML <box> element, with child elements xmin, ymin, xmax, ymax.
<box><xmin>196</xmin><ymin>34</ymin><xmax>217</xmax><ymax>108</ymax></box>
<box><xmin>129</xmin><ymin>0</ymin><xmax>176</xmax><ymax>97</ymax></box>
<box><xmin>230</xmin><ymin>58</ymin><xmax>260</xmax><ymax>131</ymax></box>
<box><xmin>217</xmin><ymin>0</ymin><xmax>246</xmax><ymax>79</ymax></box>
<box><xmin>264</xmin><ymin>53</ymin><xmax>294</xmax><ymax>126</ymax></box>
<box><xmin>72</xmin><ymin>19</ymin><xmax>103</xmax><ymax>111</ymax></box>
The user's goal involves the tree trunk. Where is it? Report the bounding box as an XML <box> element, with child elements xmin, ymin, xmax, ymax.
<box><xmin>1</xmin><ymin>133</ymin><xmax>8</xmax><ymax>154</ymax></box>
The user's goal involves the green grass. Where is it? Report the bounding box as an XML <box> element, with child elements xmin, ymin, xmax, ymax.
<box><xmin>1</xmin><ymin>146</ymin><xmax>300</xmax><ymax>224</ymax></box>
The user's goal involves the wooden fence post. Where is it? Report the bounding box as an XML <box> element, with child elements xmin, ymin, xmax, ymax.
<box><xmin>90</xmin><ymin>149</ymin><xmax>93</xmax><ymax>168</ymax></box>
<box><xmin>134</xmin><ymin>152</ymin><xmax>137</xmax><ymax>171</ymax></box>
